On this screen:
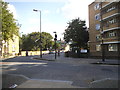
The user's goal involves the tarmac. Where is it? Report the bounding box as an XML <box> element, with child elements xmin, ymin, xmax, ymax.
<box><xmin>16</xmin><ymin>53</ymin><xmax>120</xmax><ymax>88</ymax></box>
<box><xmin>1</xmin><ymin>53</ymin><xmax>120</xmax><ymax>88</ymax></box>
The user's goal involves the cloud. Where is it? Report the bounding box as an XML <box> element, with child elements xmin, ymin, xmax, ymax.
<box><xmin>42</xmin><ymin>22</ymin><xmax>65</xmax><ymax>39</ymax></box>
<box><xmin>7</xmin><ymin>4</ymin><xmax>18</xmax><ymax>19</ymax></box>
<box><xmin>22</xmin><ymin>23</ymin><xmax>65</xmax><ymax>40</ymax></box>
<box><xmin>43</xmin><ymin>10</ymin><xmax>50</xmax><ymax>14</ymax></box>
<box><xmin>58</xmin><ymin>0</ymin><xmax>94</xmax><ymax>26</ymax></box>
<box><xmin>5</xmin><ymin>0</ymin><xmax>68</xmax><ymax>2</ymax></box>
<box><xmin>28</xmin><ymin>18</ymin><xmax>39</xmax><ymax>24</ymax></box>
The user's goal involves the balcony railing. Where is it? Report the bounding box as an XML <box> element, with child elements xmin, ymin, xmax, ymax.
<box><xmin>100</xmin><ymin>13</ymin><xmax>120</xmax><ymax>21</ymax></box>
<box><xmin>102</xmin><ymin>27</ymin><xmax>120</xmax><ymax>33</ymax></box>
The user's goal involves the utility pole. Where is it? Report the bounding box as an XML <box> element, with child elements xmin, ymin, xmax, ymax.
<box><xmin>33</xmin><ymin>9</ymin><xmax>42</xmax><ymax>58</ymax></box>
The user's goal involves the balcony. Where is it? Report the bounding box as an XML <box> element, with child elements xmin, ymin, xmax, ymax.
<box><xmin>102</xmin><ymin>2</ymin><xmax>113</xmax><ymax>9</ymax></box>
<box><xmin>103</xmin><ymin>27</ymin><xmax>120</xmax><ymax>33</ymax></box>
<box><xmin>103</xmin><ymin>23</ymin><xmax>119</xmax><ymax>31</ymax></box>
<box><xmin>100</xmin><ymin>13</ymin><xmax>120</xmax><ymax>21</ymax></box>
<box><xmin>101</xmin><ymin>1</ymin><xmax>119</xmax><ymax>9</ymax></box>
<box><xmin>102</xmin><ymin>11</ymin><xmax>119</xmax><ymax>20</ymax></box>
<box><xmin>103</xmin><ymin>40</ymin><xmax>120</xmax><ymax>44</ymax></box>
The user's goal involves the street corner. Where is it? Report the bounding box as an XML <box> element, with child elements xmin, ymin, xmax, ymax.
<box><xmin>89</xmin><ymin>78</ymin><xmax>119</xmax><ymax>88</ymax></box>
<box><xmin>2</xmin><ymin>74</ymin><xmax>29</xmax><ymax>88</ymax></box>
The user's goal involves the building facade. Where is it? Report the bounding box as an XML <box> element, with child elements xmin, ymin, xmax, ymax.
<box><xmin>89</xmin><ymin>0</ymin><xmax>120</xmax><ymax>59</ymax></box>
<box><xmin>0</xmin><ymin>32</ymin><xmax>2</xmax><ymax>58</ymax></box>
<box><xmin>0</xmin><ymin>34</ymin><xmax>19</xmax><ymax>58</ymax></box>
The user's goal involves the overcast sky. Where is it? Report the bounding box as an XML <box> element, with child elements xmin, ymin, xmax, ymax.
<box><xmin>5</xmin><ymin>0</ymin><xmax>95</xmax><ymax>40</ymax></box>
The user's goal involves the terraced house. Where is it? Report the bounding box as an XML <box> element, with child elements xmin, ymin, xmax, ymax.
<box><xmin>89</xmin><ymin>0</ymin><xmax>120</xmax><ymax>59</ymax></box>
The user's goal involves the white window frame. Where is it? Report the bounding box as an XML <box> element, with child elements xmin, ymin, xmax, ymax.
<box><xmin>108</xmin><ymin>31</ymin><xmax>116</xmax><ymax>37</ymax></box>
<box><xmin>96</xmin><ymin>34</ymin><xmax>101</xmax><ymax>41</ymax></box>
<box><xmin>109</xmin><ymin>18</ymin><xmax>117</xmax><ymax>24</ymax></box>
<box><xmin>108</xmin><ymin>44</ymin><xmax>118</xmax><ymax>51</ymax></box>
<box><xmin>96</xmin><ymin>45</ymin><xmax>101</xmax><ymax>51</ymax></box>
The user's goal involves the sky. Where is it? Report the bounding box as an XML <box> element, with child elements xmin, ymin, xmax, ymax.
<box><xmin>5</xmin><ymin>0</ymin><xmax>95</xmax><ymax>40</ymax></box>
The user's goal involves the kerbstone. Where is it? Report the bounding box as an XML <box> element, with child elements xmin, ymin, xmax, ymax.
<box><xmin>89</xmin><ymin>78</ymin><xmax>119</xmax><ymax>88</ymax></box>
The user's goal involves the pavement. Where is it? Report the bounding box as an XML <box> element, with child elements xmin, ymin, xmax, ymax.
<box><xmin>33</xmin><ymin>53</ymin><xmax>120</xmax><ymax>65</ymax></box>
<box><xmin>17</xmin><ymin>79</ymin><xmax>79</xmax><ymax>88</ymax></box>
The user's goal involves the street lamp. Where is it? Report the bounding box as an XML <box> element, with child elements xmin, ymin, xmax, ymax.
<box><xmin>53</xmin><ymin>32</ymin><xmax>57</xmax><ymax>59</ymax></box>
<box><xmin>33</xmin><ymin>9</ymin><xmax>42</xmax><ymax>58</ymax></box>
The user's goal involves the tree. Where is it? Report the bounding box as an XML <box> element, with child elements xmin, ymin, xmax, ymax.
<box><xmin>41</xmin><ymin>32</ymin><xmax>53</xmax><ymax>50</ymax></box>
<box><xmin>20</xmin><ymin>32</ymin><xmax>53</xmax><ymax>51</ymax></box>
<box><xmin>64</xmin><ymin>18</ymin><xmax>89</xmax><ymax>49</ymax></box>
<box><xmin>52</xmin><ymin>41</ymin><xmax>60</xmax><ymax>50</ymax></box>
<box><xmin>1</xmin><ymin>1</ymin><xmax>19</xmax><ymax>41</ymax></box>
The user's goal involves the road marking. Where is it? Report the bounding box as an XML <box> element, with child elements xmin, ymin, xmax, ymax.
<box><xmin>1</xmin><ymin>62</ymin><xmax>47</xmax><ymax>65</ymax></box>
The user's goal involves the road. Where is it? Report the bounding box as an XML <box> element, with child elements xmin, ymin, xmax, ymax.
<box><xmin>1</xmin><ymin>53</ymin><xmax>119</xmax><ymax>88</ymax></box>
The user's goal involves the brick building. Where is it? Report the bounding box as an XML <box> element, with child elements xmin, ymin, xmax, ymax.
<box><xmin>88</xmin><ymin>0</ymin><xmax>120</xmax><ymax>59</ymax></box>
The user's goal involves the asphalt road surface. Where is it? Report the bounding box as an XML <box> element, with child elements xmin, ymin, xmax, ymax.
<box><xmin>1</xmin><ymin>53</ymin><xmax>119</xmax><ymax>88</ymax></box>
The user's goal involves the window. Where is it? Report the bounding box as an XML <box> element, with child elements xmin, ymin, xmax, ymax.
<box><xmin>12</xmin><ymin>45</ymin><xmax>15</xmax><ymax>52</ymax></box>
<box><xmin>96</xmin><ymin>24</ymin><xmax>100</xmax><ymax>30</ymax></box>
<box><xmin>96</xmin><ymin>35</ymin><xmax>101</xmax><ymax>41</ymax></box>
<box><xmin>94</xmin><ymin>3</ymin><xmax>100</xmax><ymax>10</ymax></box>
<box><xmin>108</xmin><ymin>44</ymin><xmax>118</xmax><ymax>51</ymax></box>
<box><xmin>108</xmin><ymin>31</ymin><xmax>116</xmax><ymax>37</ymax></box>
<box><xmin>109</xmin><ymin>19</ymin><xmax>117</xmax><ymax>24</ymax></box>
<box><xmin>96</xmin><ymin>45</ymin><xmax>101</xmax><ymax>51</ymax></box>
<box><xmin>95</xmin><ymin>13</ymin><xmax>100</xmax><ymax>20</ymax></box>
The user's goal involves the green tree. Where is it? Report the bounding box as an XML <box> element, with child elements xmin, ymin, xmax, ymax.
<box><xmin>64</xmin><ymin>18</ymin><xmax>89</xmax><ymax>49</ymax></box>
<box><xmin>41</xmin><ymin>32</ymin><xmax>53</xmax><ymax>50</ymax></box>
<box><xmin>20</xmin><ymin>32</ymin><xmax>53</xmax><ymax>51</ymax></box>
<box><xmin>1</xmin><ymin>1</ymin><xmax>19</xmax><ymax>41</ymax></box>
<box><xmin>52</xmin><ymin>41</ymin><xmax>60</xmax><ymax>50</ymax></box>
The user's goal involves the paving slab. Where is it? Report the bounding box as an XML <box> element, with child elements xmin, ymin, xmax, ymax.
<box><xmin>89</xmin><ymin>78</ymin><xmax>119</xmax><ymax>88</ymax></box>
<box><xmin>17</xmin><ymin>79</ymin><xmax>79</xmax><ymax>88</ymax></box>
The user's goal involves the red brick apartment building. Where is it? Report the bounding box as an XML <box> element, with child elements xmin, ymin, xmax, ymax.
<box><xmin>88</xmin><ymin>0</ymin><xmax>120</xmax><ymax>59</ymax></box>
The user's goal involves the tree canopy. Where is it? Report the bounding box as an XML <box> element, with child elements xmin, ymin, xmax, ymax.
<box><xmin>1</xmin><ymin>1</ymin><xmax>19</xmax><ymax>41</ymax></box>
<box><xmin>64</xmin><ymin>18</ymin><xmax>89</xmax><ymax>49</ymax></box>
<box><xmin>20</xmin><ymin>32</ymin><xmax>53</xmax><ymax>51</ymax></box>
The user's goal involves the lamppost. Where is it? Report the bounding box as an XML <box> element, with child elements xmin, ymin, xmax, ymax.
<box><xmin>53</xmin><ymin>32</ymin><xmax>57</xmax><ymax>59</ymax></box>
<box><xmin>33</xmin><ymin>9</ymin><xmax>42</xmax><ymax>58</ymax></box>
